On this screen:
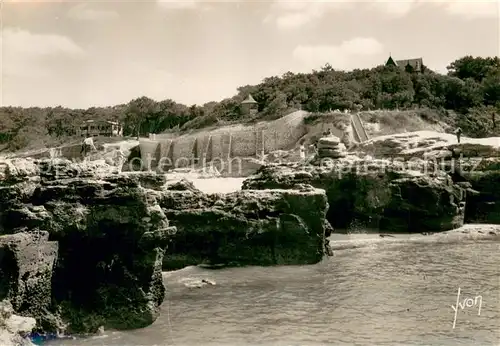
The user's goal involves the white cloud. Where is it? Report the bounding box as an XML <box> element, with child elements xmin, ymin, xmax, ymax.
<box><xmin>276</xmin><ymin>12</ymin><xmax>316</xmax><ymax>30</ymax></box>
<box><xmin>368</xmin><ymin>0</ymin><xmax>417</xmax><ymax>18</ymax></box>
<box><xmin>2</xmin><ymin>28</ymin><xmax>84</xmax><ymax>78</ymax></box>
<box><xmin>292</xmin><ymin>37</ymin><xmax>384</xmax><ymax>71</ymax></box>
<box><xmin>370</xmin><ymin>0</ymin><xmax>499</xmax><ymax>19</ymax></box>
<box><xmin>441</xmin><ymin>1</ymin><xmax>499</xmax><ymax>20</ymax></box>
<box><xmin>157</xmin><ymin>1</ymin><xmax>199</xmax><ymax>10</ymax></box>
<box><xmin>4</xmin><ymin>61</ymin><xmax>231</xmax><ymax>108</ymax></box>
<box><xmin>264</xmin><ymin>1</ymin><xmax>354</xmax><ymax>30</ymax></box>
<box><xmin>67</xmin><ymin>4</ymin><xmax>119</xmax><ymax>21</ymax></box>
<box><xmin>265</xmin><ymin>0</ymin><xmax>499</xmax><ymax>27</ymax></box>
<box><xmin>156</xmin><ymin>0</ymin><xmax>242</xmax><ymax>10</ymax></box>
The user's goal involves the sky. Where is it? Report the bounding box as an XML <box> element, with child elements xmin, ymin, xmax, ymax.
<box><xmin>0</xmin><ymin>0</ymin><xmax>499</xmax><ymax>109</ymax></box>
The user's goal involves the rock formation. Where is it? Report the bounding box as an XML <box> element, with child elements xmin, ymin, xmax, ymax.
<box><xmin>1</xmin><ymin>158</ymin><xmax>174</xmax><ymax>334</ymax></box>
<box><xmin>356</xmin><ymin>131</ymin><xmax>500</xmax><ymax>225</ymax></box>
<box><xmin>1</xmin><ymin>157</ymin><xmax>333</xmax><ymax>337</ymax></box>
<box><xmin>317</xmin><ymin>136</ymin><xmax>347</xmax><ymax>159</ymax></box>
<box><xmin>0</xmin><ymin>300</ymin><xmax>35</xmax><ymax>346</ymax></box>
<box><xmin>460</xmin><ymin>166</ymin><xmax>500</xmax><ymax>224</ymax></box>
<box><xmin>357</xmin><ymin>131</ymin><xmax>500</xmax><ymax>160</ymax></box>
<box><xmin>158</xmin><ymin>178</ymin><xmax>331</xmax><ymax>270</ymax></box>
<box><xmin>0</xmin><ymin>232</ymin><xmax>57</xmax><ymax>330</ymax></box>
<box><xmin>242</xmin><ymin>130</ymin><xmax>500</xmax><ymax>231</ymax></box>
<box><xmin>242</xmin><ymin>160</ymin><xmax>466</xmax><ymax>233</ymax></box>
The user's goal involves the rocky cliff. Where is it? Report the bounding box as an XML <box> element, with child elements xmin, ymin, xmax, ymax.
<box><xmin>159</xmin><ymin>180</ymin><xmax>331</xmax><ymax>270</ymax></box>
<box><xmin>242</xmin><ymin>160</ymin><xmax>466</xmax><ymax>233</ymax></box>
<box><xmin>242</xmin><ymin>131</ymin><xmax>500</xmax><ymax>232</ymax></box>
<box><xmin>0</xmin><ymin>159</ymin><xmax>174</xmax><ymax>334</ymax></box>
<box><xmin>357</xmin><ymin>131</ymin><xmax>500</xmax><ymax>225</ymax></box>
<box><xmin>0</xmin><ymin>158</ymin><xmax>332</xmax><ymax>337</ymax></box>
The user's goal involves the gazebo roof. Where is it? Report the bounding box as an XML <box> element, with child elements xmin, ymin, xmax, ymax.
<box><xmin>241</xmin><ymin>94</ymin><xmax>257</xmax><ymax>104</ymax></box>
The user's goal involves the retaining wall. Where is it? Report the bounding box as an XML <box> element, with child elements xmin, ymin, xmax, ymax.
<box><xmin>139</xmin><ymin>110</ymin><xmax>310</xmax><ymax>170</ymax></box>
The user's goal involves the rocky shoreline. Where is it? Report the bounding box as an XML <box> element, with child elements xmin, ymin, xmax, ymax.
<box><xmin>0</xmin><ymin>157</ymin><xmax>332</xmax><ymax>342</ymax></box>
<box><xmin>1</xmin><ymin>131</ymin><xmax>499</xmax><ymax>343</ymax></box>
<box><xmin>0</xmin><ymin>300</ymin><xmax>35</xmax><ymax>346</ymax></box>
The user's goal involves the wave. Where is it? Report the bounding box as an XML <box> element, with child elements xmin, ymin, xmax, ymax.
<box><xmin>162</xmin><ymin>265</ymin><xmax>201</xmax><ymax>278</ymax></box>
<box><xmin>329</xmin><ymin>229</ymin><xmax>500</xmax><ymax>252</ymax></box>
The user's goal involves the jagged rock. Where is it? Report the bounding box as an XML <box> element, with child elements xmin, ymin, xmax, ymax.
<box><xmin>317</xmin><ymin>136</ymin><xmax>347</xmax><ymax>159</ymax></box>
<box><xmin>242</xmin><ymin>162</ymin><xmax>465</xmax><ymax>233</ymax></box>
<box><xmin>462</xmin><ymin>171</ymin><xmax>500</xmax><ymax>223</ymax></box>
<box><xmin>266</xmin><ymin>150</ymin><xmax>292</xmax><ymax>163</ymax></box>
<box><xmin>318</xmin><ymin>147</ymin><xmax>347</xmax><ymax>159</ymax></box>
<box><xmin>0</xmin><ymin>300</ymin><xmax>36</xmax><ymax>346</ymax></box>
<box><xmin>157</xmin><ymin>188</ymin><xmax>330</xmax><ymax>270</ymax></box>
<box><xmin>0</xmin><ymin>157</ymin><xmax>335</xmax><ymax>334</ymax></box>
<box><xmin>0</xmin><ymin>158</ymin><xmax>175</xmax><ymax>334</ymax></box>
<box><xmin>165</xmin><ymin>178</ymin><xmax>202</xmax><ymax>193</ymax></box>
<box><xmin>379</xmin><ymin>174</ymin><xmax>465</xmax><ymax>232</ymax></box>
<box><xmin>358</xmin><ymin>131</ymin><xmax>500</xmax><ymax>159</ymax></box>
<box><xmin>180</xmin><ymin>278</ymin><xmax>216</xmax><ymax>289</ymax></box>
<box><xmin>36</xmin><ymin>159</ymin><xmax>119</xmax><ymax>182</ymax></box>
<box><xmin>317</xmin><ymin>136</ymin><xmax>341</xmax><ymax>148</ymax></box>
<box><xmin>0</xmin><ymin>232</ymin><xmax>57</xmax><ymax>328</ymax></box>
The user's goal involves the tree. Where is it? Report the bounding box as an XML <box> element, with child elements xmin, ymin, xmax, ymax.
<box><xmin>125</xmin><ymin>96</ymin><xmax>159</xmax><ymax>139</ymax></box>
<box><xmin>2</xmin><ymin>54</ymin><xmax>500</xmax><ymax>151</ymax></box>
<box><xmin>447</xmin><ymin>56</ymin><xmax>500</xmax><ymax>82</ymax></box>
<box><xmin>264</xmin><ymin>91</ymin><xmax>288</xmax><ymax>118</ymax></box>
<box><xmin>482</xmin><ymin>69</ymin><xmax>500</xmax><ymax>106</ymax></box>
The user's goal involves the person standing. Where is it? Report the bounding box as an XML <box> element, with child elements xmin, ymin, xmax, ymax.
<box><xmin>81</xmin><ymin>136</ymin><xmax>97</xmax><ymax>157</ymax></box>
<box><xmin>299</xmin><ymin>142</ymin><xmax>306</xmax><ymax>161</ymax></box>
<box><xmin>454</xmin><ymin>127</ymin><xmax>462</xmax><ymax>144</ymax></box>
<box><xmin>341</xmin><ymin>129</ymin><xmax>352</xmax><ymax>149</ymax></box>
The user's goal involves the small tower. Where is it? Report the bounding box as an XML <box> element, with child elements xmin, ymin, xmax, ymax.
<box><xmin>241</xmin><ymin>94</ymin><xmax>258</xmax><ymax>116</ymax></box>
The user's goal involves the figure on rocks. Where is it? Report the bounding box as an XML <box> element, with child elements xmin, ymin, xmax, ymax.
<box><xmin>308</xmin><ymin>143</ymin><xmax>318</xmax><ymax>159</ymax></box>
<box><xmin>299</xmin><ymin>140</ymin><xmax>306</xmax><ymax>161</ymax></box>
<box><xmin>80</xmin><ymin>137</ymin><xmax>97</xmax><ymax>157</ymax></box>
<box><xmin>454</xmin><ymin>127</ymin><xmax>462</xmax><ymax>143</ymax></box>
<box><xmin>341</xmin><ymin>128</ymin><xmax>352</xmax><ymax>150</ymax></box>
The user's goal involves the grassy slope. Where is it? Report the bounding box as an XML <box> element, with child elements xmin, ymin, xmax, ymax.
<box><xmin>301</xmin><ymin>109</ymin><xmax>452</xmax><ymax>146</ymax></box>
<box><xmin>359</xmin><ymin>109</ymin><xmax>451</xmax><ymax>137</ymax></box>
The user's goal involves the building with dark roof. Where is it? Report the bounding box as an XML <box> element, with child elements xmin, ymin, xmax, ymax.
<box><xmin>77</xmin><ymin>119</ymin><xmax>122</xmax><ymax>137</ymax></box>
<box><xmin>386</xmin><ymin>56</ymin><xmax>424</xmax><ymax>72</ymax></box>
<box><xmin>241</xmin><ymin>94</ymin><xmax>258</xmax><ymax>116</ymax></box>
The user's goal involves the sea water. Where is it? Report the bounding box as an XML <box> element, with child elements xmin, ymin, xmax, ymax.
<box><xmin>44</xmin><ymin>234</ymin><xmax>500</xmax><ymax>346</ymax></box>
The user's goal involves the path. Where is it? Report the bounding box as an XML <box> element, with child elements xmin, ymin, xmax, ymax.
<box><xmin>351</xmin><ymin>113</ymin><xmax>369</xmax><ymax>142</ymax></box>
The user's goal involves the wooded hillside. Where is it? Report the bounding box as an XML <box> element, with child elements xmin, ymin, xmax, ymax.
<box><xmin>1</xmin><ymin>55</ymin><xmax>499</xmax><ymax>152</ymax></box>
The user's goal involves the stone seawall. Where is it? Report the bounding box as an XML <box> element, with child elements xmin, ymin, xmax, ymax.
<box><xmin>139</xmin><ymin>111</ymin><xmax>309</xmax><ymax>172</ymax></box>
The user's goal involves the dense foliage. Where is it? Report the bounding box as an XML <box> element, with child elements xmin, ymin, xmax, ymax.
<box><xmin>1</xmin><ymin>55</ymin><xmax>499</xmax><ymax>151</ymax></box>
